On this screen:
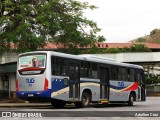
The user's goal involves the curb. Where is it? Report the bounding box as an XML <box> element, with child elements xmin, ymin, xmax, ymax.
<box><xmin>0</xmin><ymin>103</ymin><xmax>51</xmax><ymax>108</ymax></box>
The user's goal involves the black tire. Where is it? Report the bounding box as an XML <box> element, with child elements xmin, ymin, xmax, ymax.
<box><xmin>128</xmin><ymin>93</ymin><xmax>134</xmax><ymax>106</ymax></box>
<box><xmin>51</xmin><ymin>99</ymin><xmax>66</xmax><ymax>108</ymax></box>
<box><xmin>75</xmin><ymin>92</ymin><xmax>91</xmax><ymax>108</ymax></box>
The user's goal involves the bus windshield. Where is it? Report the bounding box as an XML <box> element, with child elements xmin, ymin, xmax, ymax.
<box><xmin>19</xmin><ymin>54</ymin><xmax>46</xmax><ymax>69</ymax></box>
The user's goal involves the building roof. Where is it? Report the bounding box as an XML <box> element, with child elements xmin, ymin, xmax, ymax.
<box><xmin>44</xmin><ymin>42</ymin><xmax>160</xmax><ymax>49</ymax></box>
<box><xmin>107</xmin><ymin>42</ymin><xmax>160</xmax><ymax>49</ymax></box>
<box><xmin>2</xmin><ymin>42</ymin><xmax>160</xmax><ymax>49</ymax></box>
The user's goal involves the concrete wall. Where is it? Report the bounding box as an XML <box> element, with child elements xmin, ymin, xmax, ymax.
<box><xmin>0</xmin><ymin>52</ymin><xmax>18</xmax><ymax>64</ymax></box>
<box><xmin>92</xmin><ymin>52</ymin><xmax>160</xmax><ymax>62</ymax></box>
<box><xmin>89</xmin><ymin>52</ymin><xmax>160</xmax><ymax>76</ymax></box>
<box><xmin>154</xmin><ymin>86</ymin><xmax>160</xmax><ymax>92</ymax></box>
<box><xmin>1</xmin><ymin>52</ymin><xmax>160</xmax><ymax>64</ymax></box>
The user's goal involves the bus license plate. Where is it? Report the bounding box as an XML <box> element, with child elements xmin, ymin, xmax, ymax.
<box><xmin>28</xmin><ymin>94</ymin><xmax>34</xmax><ymax>97</ymax></box>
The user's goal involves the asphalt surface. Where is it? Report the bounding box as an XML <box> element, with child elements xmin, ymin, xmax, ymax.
<box><xmin>0</xmin><ymin>96</ymin><xmax>160</xmax><ymax>111</ymax></box>
<box><xmin>0</xmin><ymin>102</ymin><xmax>51</xmax><ymax>108</ymax></box>
<box><xmin>0</xmin><ymin>97</ymin><xmax>159</xmax><ymax>120</ymax></box>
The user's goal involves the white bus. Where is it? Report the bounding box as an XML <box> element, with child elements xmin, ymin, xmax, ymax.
<box><xmin>16</xmin><ymin>51</ymin><xmax>146</xmax><ymax>108</ymax></box>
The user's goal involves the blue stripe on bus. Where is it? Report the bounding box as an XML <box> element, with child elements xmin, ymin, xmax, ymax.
<box><xmin>109</xmin><ymin>84</ymin><xmax>126</xmax><ymax>90</ymax></box>
<box><xmin>51</xmin><ymin>79</ymin><xmax>99</xmax><ymax>91</ymax></box>
<box><xmin>52</xmin><ymin>78</ymin><xmax>69</xmax><ymax>91</ymax></box>
<box><xmin>80</xmin><ymin>80</ymin><xmax>126</xmax><ymax>90</ymax></box>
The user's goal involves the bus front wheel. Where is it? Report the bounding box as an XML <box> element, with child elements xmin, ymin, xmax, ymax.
<box><xmin>128</xmin><ymin>93</ymin><xmax>134</xmax><ymax>106</ymax></box>
<box><xmin>75</xmin><ymin>91</ymin><xmax>91</xmax><ymax>108</ymax></box>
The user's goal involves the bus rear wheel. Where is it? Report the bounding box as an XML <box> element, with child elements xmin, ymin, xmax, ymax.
<box><xmin>75</xmin><ymin>92</ymin><xmax>91</xmax><ymax>108</ymax></box>
<box><xmin>51</xmin><ymin>99</ymin><xmax>66</xmax><ymax>108</ymax></box>
<box><xmin>128</xmin><ymin>93</ymin><xmax>134</xmax><ymax>106</ymax></box>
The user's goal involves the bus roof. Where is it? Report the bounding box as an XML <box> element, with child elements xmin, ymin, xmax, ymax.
<box><xmin>18</xmin><ymin>51</ymin><xmax>83</xmax><ymax>60</ymax></box>
<box><xmin>18</xmin><ymin>51</ymin><xmax>143</xmax><ymax>70</ymax></box>
<box><xmin>78</xmin><ymin>54</ymin><xmax>143</xmax><ymax>69</ymax></box>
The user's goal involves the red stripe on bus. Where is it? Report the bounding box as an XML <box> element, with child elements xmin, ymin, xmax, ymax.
<box><xmin>124</xmin><ymin>82</ymin><xmax>138</xmax><ymax>91</ymax></box>
<box><xmin>18</xmin><ymin>67</ymin><xmax>45</xmax><ymax>72</ymax></box>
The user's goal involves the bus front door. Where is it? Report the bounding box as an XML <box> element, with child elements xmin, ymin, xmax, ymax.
<box><xmin>141</xmin><ymin>72</ymin><xmax>146</xmax><ymax>101</ymax></box>
<box><xmin>68</xmin><ymin>62</ymin><xmax>80</xmax><ymax>101</ymax></box>
<box><xmin>99</xmin><ymin>67</ymin><xmax>109</xmax><ymax>102</ymax></box>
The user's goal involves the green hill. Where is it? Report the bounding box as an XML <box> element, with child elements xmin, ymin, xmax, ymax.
<box><xmin>131</xmin><ymin>29</ymin><xmax>160</xmax><ymax>43</ymax></box>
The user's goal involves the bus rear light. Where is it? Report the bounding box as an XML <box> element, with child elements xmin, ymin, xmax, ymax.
<box><xmin>44</xmin><ymin>78</ymin><xmax>48</xmax><ymax>91</ymax></box>
<box><xmin>16</xmin><ymin>79</ymin><xmax>19</xmax><ymax>91</ymax></box>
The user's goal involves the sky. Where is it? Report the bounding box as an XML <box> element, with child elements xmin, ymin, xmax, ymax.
<box><xmin>80</xmin><ymin>0</ymin><xmax>160</xmax><ymax>43</ymax></box>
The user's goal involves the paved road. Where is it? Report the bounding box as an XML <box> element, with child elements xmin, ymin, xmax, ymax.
<box><xmin>0</xmin><ymin>97</ymin><xmax>159</xmax><ymax>120</ymax></box>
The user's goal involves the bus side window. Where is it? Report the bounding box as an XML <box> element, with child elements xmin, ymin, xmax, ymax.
<box><xmin>51</xmin><ymin>57</ymin><xmax>67</xmax><ymax>76</ymax></box>
<box><xmin>129</xmin><ymin>68</ymin><xmax>135</xmax><ymax>82</ymax></box>
<box><xmin>121</xmin><ymin>67</ymin><xmax>127</xmax><ymax>81</ymax></box>
<box><xmin>80</xmin><ymin>62</ymin><xmax>91</xmax><ymax>78</ymax></box>
<box><xmin>118</xmin><ymin>67</ymin><xmax>122</xmax><ymax>81</ymax></box>
<box><xmin>111</xmin><ymin>66</ymin><xmax>118</xmax><ymax>80</ymax></box>
<box><xmin>91</xmin><ymin>63</ymin><xmax>98</xmax><ymax>79</ymax></box>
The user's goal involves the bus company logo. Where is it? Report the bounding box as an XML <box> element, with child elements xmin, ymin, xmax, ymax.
<box><xmin>2</xmin><ymin>112</ymin><xmax>11</xmax><ymax>117</ymax></box>
<box><xmin>26</xmin><ymin>78</ymin><xmax>35</xmax><ymax>83</ymax></box>
<box><xmin>118</xmin><ymin>82</ymin><xmax>124</xmax><ymax>87</ymax></box>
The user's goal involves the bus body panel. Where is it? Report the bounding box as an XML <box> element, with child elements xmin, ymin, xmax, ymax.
<box><xmin>16</xmin><ymin>52</ymin><xmax>52</xmax><ymax>99</ymax></box>
<box><xmin>16</xmin><ymin>51</ymin><xmax>146</xmax><ymax>104</ymax></box>
<box><xmin>109</xmin><ymin>80</ymin><xmax>138</xmax><ymax>101</ymax></box>
<box><xmin>79</xmin><ymin>78</ymin><xmax>100</xmax><ymax>102</ymax></box>
<box><xmin>51</xmin><ymin>76</ymin><xmax>70</xmax><ymax>101</ymax></box>
<box><xmin>50</xmin><ymin>80</ymin><xmax>140</xmax><ymax>102</ymax></box>
<box><xmin>50</xmin><ymin>78</ymin><xmax>100</xmax><ymax>102</ymax></box>
<box><xmin>17</xmin><ymin>73</ymin><xmax>46</xmax><ymax>91</ymax></box>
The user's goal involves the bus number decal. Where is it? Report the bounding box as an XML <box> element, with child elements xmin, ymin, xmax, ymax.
<box><xmin>118</xmin><ymin>82</ymin><xmax>124</xmax><ymax>87</ymax></box>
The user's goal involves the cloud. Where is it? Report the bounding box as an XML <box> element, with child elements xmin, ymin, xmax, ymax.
<box><xmin>80</xmin><ymin>0</ymin><xmax>160</xmax><ymax>42</ymax></box>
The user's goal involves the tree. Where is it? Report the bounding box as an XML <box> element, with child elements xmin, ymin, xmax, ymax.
<box><xmin>137</xmin><ymin>37</ymin><xmax>146</xmax><ymax>42</ymax></box>
<box><xmin>0</xmin><ymin>0</ymin><xmax>105</xmax><ymax>53</ymax></box>
<box><xmin>146</xmin><ymin>73</ymin><xmax>160</xmax><ymax>85</ymax></box>
<box><xmin>150</xmin><ymin>29</ymin><xmax>159</xmax><ymax>36</ymax></box>
<box><xmin>148</xmin><ymin>29</ymin><xmax>160</xmax><ymax>43</ymax></box>
<box><xmin>129</xmin><ymin>44</ymin><xmax>151</xmax><ymax>52</ymax></box>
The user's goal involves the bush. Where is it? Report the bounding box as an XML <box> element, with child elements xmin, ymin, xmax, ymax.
<box><xmin>146</xmin><ymin>74</ymin><xmax>160</xmax><ymax>85</ymax></box>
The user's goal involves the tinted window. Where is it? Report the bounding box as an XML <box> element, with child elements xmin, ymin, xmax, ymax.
<box><xmin>91</xmin><ymin>63</ymin><xmax>98</xmax><ymax>79</ymax></box>
<box><xmin>111</xmin><ymin>66</ymin><xmax>118</xmax><ymax>80</ymax></box>
<box><xmin>80</xmin><ymin>62</ymin><xmax>91</xmax><ymax>78</ymax></box>
<box><xmin>129</xmin><ymin>68</ymin><xmax>135</xmax><ymax>82</ymax></box>
<box><xmin>118</xmin><ymin>67</ymin><xmax>127</xmax><ymax>81</ymax></box>
<box><xmin>51</xmin><ymin>57</ymin><xmax>67</xmax><ymax>76</ymax></box>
